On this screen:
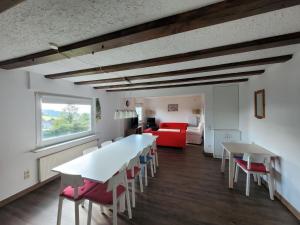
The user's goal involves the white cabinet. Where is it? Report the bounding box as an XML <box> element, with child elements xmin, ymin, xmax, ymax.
<box><xmin>214</xmin><ymin>130</ymin><xmax>241</xmax><ymax>158</ymax></box>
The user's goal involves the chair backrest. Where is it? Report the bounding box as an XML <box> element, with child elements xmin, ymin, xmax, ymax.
<box><xmin>101</xmin><ymin>140</ymin><xmax>113</xmax><ymax>147</ymax></box>
<box><xmin>142</xmin><ymin>133</ymin><xmax>157</xmax><ymax>150</ymax></box>
<box><xmin>113</xmin><ymin>136</ymin><xmax>124</xmax><ymax>142</ymax></box>
<box><xmin>243</xmin><ymin>153</ymin><xmax>269</xmax><ymax>170</ymax></box>
<box><xmin>140</xmin><ymin>146</ymin><xmax>150</xmax><ymax>156</ymax></box>
<box><xmin>107</xmin><ymin>163</ymin><xmax>127</xmax><ymax>192</ymax></box>
<box><xmin>127</xmin><ymin>153</ymin><xmax>141</xmax><ymax>169</ymax></box>
<box><xmin>127</xmin><ymin>153</ymin><xmax>141</xmax><ymax>177</ymax></box>
<box><xmin>152</xmin><ymin>140</ymin><xmax>157</xmax><ymax>151</ymax></box>
<box><xmin>60</xmin><ymin>173</ymin><xmax>84</xmax><ymax>199</ymax></box>
<box><xmin>82</xmin><ymin>146</ymin><xmax>98</xmax><ymax>155</ymax></box>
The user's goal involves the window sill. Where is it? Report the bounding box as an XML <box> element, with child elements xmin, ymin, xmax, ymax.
<box><xmin>32</xmin><ymin>135</ymin><xmax>98</xmax><ymax>157</ymax></box>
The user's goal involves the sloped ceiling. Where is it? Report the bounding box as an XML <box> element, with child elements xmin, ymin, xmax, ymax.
<box><xmin>1</xmin><ymin>0</ymin><xmax>300</xmax><ymax>91</ymax></box>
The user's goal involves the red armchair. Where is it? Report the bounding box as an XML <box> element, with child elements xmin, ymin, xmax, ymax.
<box><xmin>144</xmin><ymin>122</ymin><xmax>188</xmax><ymax>148</ymax></box>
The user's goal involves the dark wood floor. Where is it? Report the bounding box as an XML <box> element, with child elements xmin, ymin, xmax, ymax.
<box><xmin>0</xmin><ymin>145</ymin><xmax>299</xmax><ymax>225</ymax></box>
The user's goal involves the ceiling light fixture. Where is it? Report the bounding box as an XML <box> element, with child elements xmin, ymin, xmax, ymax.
<box><xmin>49</xmin><ymin>42</ymin><xmax>59</xmax><ymax>51</ymax></box>
<box><xmin>114</xmin><ymin>109</ymin><xmax>137</xmax><ymax>120</ymax></box>
<box><xmin>49</xmin><ymin>42</ymin><xmax>71</xmax><ymax>59</ymax></box>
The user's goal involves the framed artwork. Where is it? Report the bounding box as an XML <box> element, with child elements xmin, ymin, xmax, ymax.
<box><xmin>168</xmin><ymin>104</ymin><xmax>178</xmax><ymax>112</ymax></box>
<box><xmin>254</xmin><ymin>89</ymin><xmax>265</xmax><ymax>119</ymax></box>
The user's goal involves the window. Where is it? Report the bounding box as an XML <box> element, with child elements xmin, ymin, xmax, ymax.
<box><xmin>36</xmin><ymin>94</ymin><xmax>94</xmax><ymax>146</ymax></box>
<box><xmin>135</xmin><ymin>106</ymin><xmax>143</xmax><ymax>123</ymax></box>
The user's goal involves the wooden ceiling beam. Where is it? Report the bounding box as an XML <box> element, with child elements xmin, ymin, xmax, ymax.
<box><xmin>94</xmin><ymin>70</ymin><xmax>263</xmax><ymax>90</ymax></box>
<box><xmin>45</xmin><ymin>32</ymin><xmax>300</xmax><ymax>79</ymax></box>
<box><xmin>75</xmin><ymin>55</ymin><xmax>292</xmax><ymax>85</ymax></box>
<box><xmin>1</xmin><ymin>0</ymin><xmax>300</xmax><ymax>69</ymax></box>
<box><xmin>0</xmin><ymin>0</ymin><xmax>24</xmax><ymax>14</ymax></box>
<box><xmin>106</xmin><ymin>78</ymin><xmax>249</xmax><ymax>92</ymax></box>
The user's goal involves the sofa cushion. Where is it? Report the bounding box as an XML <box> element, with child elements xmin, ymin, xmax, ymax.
<box><xmin>159</xmin><ymin>122</ymin><xmax>188</xmax><ymax>130</ymax></box>
<box><xmin>60</xmin><ymin>179</ymin><xmax>97</xmax><ymax>200</ymax></box>
<box><xmin>84</xmin><ymin>183</ymin><xmax>125</xmax><ymax>205</ymax></box>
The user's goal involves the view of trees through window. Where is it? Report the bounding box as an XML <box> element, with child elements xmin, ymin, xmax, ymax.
<box><xmin>41</xmin><ymin>103</ymin><xmax>92</xmax><ymax>140</ymax></box>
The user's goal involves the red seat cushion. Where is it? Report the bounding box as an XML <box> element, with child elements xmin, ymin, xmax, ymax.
<box><xmin>126</xmin><ymin>166</ymin><xmax>141</xmax><ymax>180</ymax></box>
<box><xmin>60</xmin><ymin>179</ymin><xmax>97</xmax><ymax>200</ymax></box>
<box><xmin>84</xmin><ymin>183</ymin><xmax>126</xmax><ymax>205</ymax></box>
<box><xmin>236</xmin><ymin>159</ymin><xmax>268</xmax><ymax>173</ymax></box>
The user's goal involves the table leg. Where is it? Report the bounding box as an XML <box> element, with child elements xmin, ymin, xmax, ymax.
<box><xmin>221</xmin><ymin>148</ymin><xmax>226</xmax><ymax>173</ymax></box>
<box><xmin>228</xmin><ymin>153</ymin><xmax>234</xmax><ymax>189</ymax></box>
<box><xmin>268</xmin><ymin>159</ymin><xmax>275</xmax><ymax>199</ymax></box>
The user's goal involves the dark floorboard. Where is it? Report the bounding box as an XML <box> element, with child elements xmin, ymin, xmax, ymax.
<box><xmin>0</xmin><ymin>145</ymin><xmax>299</xmax><ymax>225</ymax></box>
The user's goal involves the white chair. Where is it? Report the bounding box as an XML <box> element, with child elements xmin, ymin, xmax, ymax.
<box><xmin>113</xmin><ymin>136</ymin><xmax>124</xmax><ymax>142</ymax></box>
<box><xmin>152</xmin><ymin>138</ymin><xmax>159</xmax><ymax>168</ymax></box>
<box><xmin>139</xmin><ymin>147</ymin><xmax>154</xmax><ymax>186</ymax></box>
<box><xmin>81</xmin><ymin>146</ymin><xmax>99</xmax><ymax>208</ymax></box>
<box><xmin>57</xmin><ymin>173</ymin><xmax>97</xmax><ymax>225</ymax></box>
<box><xmin>234</xmin><ymin>153</ymin><xmax>274</xmax><ymax>200</ymax></box>
<box><xmin>142</xmin><ymin>133</ymin><xmax>158</xmax><ymax>170</ymax></box>
<box><xmin>101</xmin><ymin>140</ymin><xmax>113</xmax><ymax>147</ymax></box>
<box><xmin>126</xmin><ymin>153</ymin><xmax>143</xmax><ymax>208</ymax></box>
<box><xmin>85</xmin><ymin>164</ymin><xmax>132</xmax><ymax>225</ymax></box>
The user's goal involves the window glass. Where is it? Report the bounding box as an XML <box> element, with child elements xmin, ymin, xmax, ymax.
<box><xmin>135</xmin><ymin>106</ymin><xmax>143</xmax><ymax>122</ymax></box>
<box><xmin>37</xmin><ymin>94</ymin><xmax>94</xmax><ymax>146</ymax></box>
<box><xmin>42</xmin><ymin>103</ymin><xmax>92</xmax><ymax>140</ymax></box>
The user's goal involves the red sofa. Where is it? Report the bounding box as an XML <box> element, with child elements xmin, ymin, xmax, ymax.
<box><xmin>144</xmin><ymin>122</ymin><xmax>188</xmax><ymax>148</ymax></box>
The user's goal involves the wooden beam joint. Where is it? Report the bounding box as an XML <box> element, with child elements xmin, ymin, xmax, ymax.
<box><xmin>44</xmin><ymin>32</ymin><xmax>300</xmax><ymax>79</ymax></box>
<box><xmin>94</xmin><ymin>70</ymin><xmax>264</xmax><ymax>90</ymax></box>
<box><xmin>75</xmin><ymin>55</ymin><xmax>292</xmax><ymax>85</ymax></box>
<box><xmin>105</xmin><ymin>78</ymin><xmax>249</xmax><ymax>92</ymax></box>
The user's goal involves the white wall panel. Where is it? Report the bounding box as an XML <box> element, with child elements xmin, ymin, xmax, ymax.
<box><xmin>0</xmin><ymin>69</ymin><xmax>123</xmax><ymax>201</ymax></box>
<box><xmin>239</xmin><ymin>52</ymin><xmax>300</xmax><ymax>212</ymax></box>
<box><xmin>213</xmin><ymin>85</ymin><xmax>239</xmax><ymax>129</ymax></box>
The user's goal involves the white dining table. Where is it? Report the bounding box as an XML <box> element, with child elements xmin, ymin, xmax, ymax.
<box><xmin>52</xmin><ymin>134</ymin><xmax>157</xmax><ymax>183</ymax></box>
<box><xmin>220</xmin><ymin>142</ymin><xmax>277</xmax><ymax>189</ymax></box>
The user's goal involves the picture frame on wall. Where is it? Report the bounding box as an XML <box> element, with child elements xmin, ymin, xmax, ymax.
<box><xmin>254</xmin><ymin>89</ymin><xmax>265</xmax><ymax>119</ymax></box>
<box><xmin>168</xmin><ymin>104</ymin><xmax>178</xmax><ymax>112</ymax></box>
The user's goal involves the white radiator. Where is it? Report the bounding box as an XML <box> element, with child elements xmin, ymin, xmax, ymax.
<box><xmin>38</xmin><ymin>140</ymin><xmax>98</xmax><ymax>182</ymax></box>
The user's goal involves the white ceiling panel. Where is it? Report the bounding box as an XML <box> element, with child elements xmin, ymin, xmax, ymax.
<box><xmin>102</xmin><ymin>77</ymin><xmax>250</xmax><ymax>91</ymax></box>
<box><xmin>19</xmin><ymin>5</ymin><xmax>300</xmax><ymax>77</ymax></box>
<box><xmin>90</xmin><ymin>65</ymin><xmax>267</xmax><ymax>87</ymax></box>
<box><xmin>66</xmin><ymin>44</ymin><xmax>300</xmax><ymax>82</ymax></box>
<box><xmin>1</xmin><ymin>1</ymin><xmax>299</xmax><ymax>94</ymax></box>
<box><xmin>0</xmin><ymin>0</ymin><xmax>220</xmax><ymax>61</ymax></box>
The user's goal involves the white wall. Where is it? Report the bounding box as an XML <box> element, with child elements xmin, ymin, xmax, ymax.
<box><xmin>213</xmin><ymin>85</ymin><xmax>239</xmax><ymax>129</ymax></box>
<box><xmin>122</xmin><ymin>85</ymin><xmax>215</xmax><ymax>153</ymax></box>
<box><xmin>239</xmin><ymin>83</ymin><xmax>250</xmax><ymax>142</ymax></box>
<box><xmin>239</xmin><ymin>52</ymin><xmax>300</xmax><ymax>212</ymax></box>
<box><xmin>142</xmin><ymin>95</ymin><xmax>203</xmax><ymax>125</ymax></box>
<box><xmin>0</xmin><ymin>70</ymin><xmax>123</xmax><ymax>201</ymax></box>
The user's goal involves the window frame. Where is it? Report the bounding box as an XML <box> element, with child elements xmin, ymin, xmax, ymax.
<box><xmin>35</xmin><ymin>93</ymin><xmax>95</xmax><ymax>147</ymax></box>
<box><xmin>135</xmin><ymin>106</ymin><xmax>143</xmax><ymax>123</ymax></box>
